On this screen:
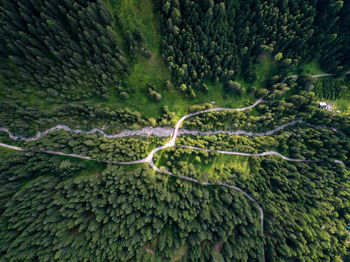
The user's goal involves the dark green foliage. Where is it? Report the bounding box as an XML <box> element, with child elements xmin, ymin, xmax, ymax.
<box><xmin>19</xmin><ymin>132</ymin><xmax>167</xmax><ymax>162</ymax></box>
<box><xmin>314</xmin><ymin>78</ymin><xmax>349</xmax><ymax>100</ymax></box>
<box><xmin>160</xmin><ymin>0</ymin><xmax>239</xmax><ymax>94</ymax></box>
<box><xmin>315</xmin><ymin>1</ymin><xmax>350</xmax><ymax>72</ymax></box>
<box><xmin>157</xmin><ymin>147</ymin><xmax>350</xmax><ymax>261</ymax></box>
<box><xmin>297</xmin><ymin>74</ymin><xmax>315</xmax><ymax>91</ymax></box>
<box><xmin>0</xmin><ymin>0</ymin><xmax>128</xmax><ymax>100</ymax></box>
<box><xmin>0</xmin><ymin>101</ymin><xmax>149</xmax><ymax>137</ymax></box>
<box><xmin>159</xmin><ymin>0</ymin><xmax>350</xmax><ymax>95</ymax></box>
<box><xmin>0</xmin><ymin>164</ymin><xmax>263</xmax><ymax>261</ymax></box>
<box><xmin>0</xmin><ymin>151</ymin><xmax>88</xmax><ymax>214</ymax></box>
<box><xmin>258</xmin><ymin>160</ymin><xmax>349</xmax><ymax>260</ymax></box>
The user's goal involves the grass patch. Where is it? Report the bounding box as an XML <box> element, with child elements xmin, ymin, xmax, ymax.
<box><xmin>294</xmin><ymin>60</ymin><xmax>325</xmax><ymax>75</ymax></box>
<box><xmin>198</xmin><ymin>154</ymin><xmax>251</xmax><ymax>177</ymax></box>
<box><xmin>114</xmin><ymin>0</ymin><xmax>160</xmax><ymax>53</ymax></box>
<box><xmin>334</xmin><ymin>99</ymin><xmax>350</xmax><ymax>113</ymax></box>
<box><xmin>75</xmin><ymin>160</ymin><xmax>107</xmax><ymax>178</ymax></box>
<box><xmin>254</xmin><ymin>55</ymin><xmax>278</xmax><ymax>86</ymax></box>
<box><xmin>110</xmin><ymin>0</ymin><xmax>170</xmax><ymax>88</ymax></box>
<box><xmin>236</xmin><ymin>55</ymin><xmax>278</xmax><ymax>92</ymax></box>
<box><xmin>156</xmin><ymin>148</ymin><xmax>251</xmax><ymax>180</ymax></box>
<box><xmin>92</xmin><ymin>78</ymin><xmax>256</xmax><ymax>119</ymax></box>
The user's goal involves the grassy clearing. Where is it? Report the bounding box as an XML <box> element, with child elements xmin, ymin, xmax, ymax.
<box><xmin>254</xmin><ymin>55</ymin><xmax>278</xmax><ymax>86</ymax></box>
<box><xmin>92</xmin><ymin>75</ymin><xmax>256</xmax><ymax>119</ymax></box>
<box><xmin>74</xmin><ymin>160</ymin><xmax>107</xmax><ymax>178</ymax></box>
<box><xmin>158</xmin><ymin>81</ymin><xmax>255</xmax><ymax>119</ymax></box>
<box><xmin>294</xmin><ymin>60</ymin><xmax>325</xmax><ymax>75</ymax></box>
<box><xmin>111</xmin><ymin>0</ymin><xmax>171</xmax><ymax>90</ymax></box>
<box><xmin>156</xmin><ymin>149</ymin><xmax>251</xmax><ymax>180</ymax></box>
<box><xmin>236</xmin><ymin>55</ymin><xmax>278</xmax><ymax>92</ymax></box>
<box><xmin>113</xmin><ymin>0</ymin><xmax>160</xmax><ymax>53</ymax></box>
<box><xmin>110</xmin><ymin>0</ymin><xmax>170</xmax><ymax>86</ymax></box>
<box><xmin>334</xmin><ymin>99</ymin><xmax>350</xmax><ymax>113</ymax></box>
<box><xmin>198</xmin><ymin>154</ymin><xmax>251</xmax><ymax>177</ymax></box>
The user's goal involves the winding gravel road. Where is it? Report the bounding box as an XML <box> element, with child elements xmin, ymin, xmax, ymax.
<box><xmin>0</xmin><ymin>99</ymin><xmax>269</xmax><ymax>260</ymax></box>
<box><xmin>0</xmin><ymin>94</ymin><xmax>348</xmax><ymax>261</ymax></box>
<box><xmin>149</xmin><ymin>157</ymin><xmax>266</xmax><ymax>260</ymax></box>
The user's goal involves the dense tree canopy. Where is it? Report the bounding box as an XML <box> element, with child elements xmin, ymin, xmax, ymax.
<box><xmin>0</xmin><ymin>162</ymin><xmax>263</xmax><ymax>261</ymax></box>
<box><xmin>159</xmin><ymin>0</ymin><xmax>350</xmax><ymax>95</ymax></box>
<box><xmin>0</xmin><ymin>0</ymin><xmax>128</xmax><ymax>100</ymax></box>
<box><xmin>0</xmin><ymin>0</ymin><xmax>350</xmax><ymax>261</ymax></box>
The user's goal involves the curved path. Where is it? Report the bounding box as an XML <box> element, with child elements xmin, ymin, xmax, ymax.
<box><xmin>282</xmin><ymin>71</ymin><xmax>350</xmax><ymax>83</ymax></box>
<box><xmin>180</xmin><ymin>119</ymin><xmax>342</xmax><ymax>137</ymax></box>
<box><xmin>0</xmin><ymin>99</ymin><xmax>269</xmax><ymax>259</ymax></box>
<box><xmin>149</xmin><ymin>158</ymin><xmax>266</xmax><ymax>261</ymax></box>
<box><xmin>0</xmin><ymin>96</ymin><xmax>348</xmax><ymax>261</ymax></box>
<box><xmin>179</xmin><ymin>145</ymin><xmax>313</xmax><ymax>162</ymax></box>
<box><xmin>0</xmin><ymin>99</ymin><xmax>263</xmax><ymax>142</ymax></box>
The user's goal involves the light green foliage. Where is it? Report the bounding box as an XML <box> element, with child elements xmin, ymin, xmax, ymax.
<box><xmin>274</xmin><ymin>53</ymin><xmax>283</xmax><ymax>61</ymax></box>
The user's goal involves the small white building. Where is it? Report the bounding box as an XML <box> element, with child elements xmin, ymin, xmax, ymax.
<box><xmin>319</xmin><ymin>102</ymin><xmax>327</xmax><ymax>109</ymax></box>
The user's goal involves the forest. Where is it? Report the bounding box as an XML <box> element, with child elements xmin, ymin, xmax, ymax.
<box><xmin>0</xmin><ymin>0</ymin><xmax>350</xmax><ymax>261</ymax></box>
<box><xmin>159</xmin><ymin>0</ymin><xmax>350</xmax><ymax>95</ymax></box>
